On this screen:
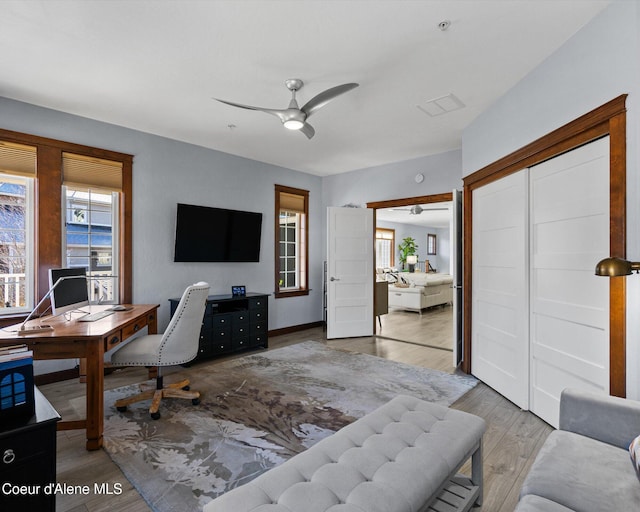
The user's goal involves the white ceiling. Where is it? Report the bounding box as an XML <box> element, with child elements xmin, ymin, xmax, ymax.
<box><xmin>0</xmin><ymin>1</ymin><xmax>611</xmax><ymax>176</ymax></box>
<box><xmin>377</xmin><ymin>202</ymin><xmax>452</xmax><ymax>229</ymax></box>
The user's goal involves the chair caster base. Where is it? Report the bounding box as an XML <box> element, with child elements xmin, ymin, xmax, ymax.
<box><xmin>192</xmin><ymin>398</ymin><xmax>200</xmax><ymax>406</ymax></box>
<box><xmin>117</xmin><ymin>406</ymin><xmax>128</xmax><ymax>412</ymax></box>
<box><xmin>150</xmin><ymin>411</ymin><xmax>161</xmax><ymax>420</ymax></box>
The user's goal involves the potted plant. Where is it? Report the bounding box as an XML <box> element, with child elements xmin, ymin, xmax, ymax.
<box><xmin>398</xmin><ymin>237</ymin><xmax>418</xmax><ymax>270</ymax></box>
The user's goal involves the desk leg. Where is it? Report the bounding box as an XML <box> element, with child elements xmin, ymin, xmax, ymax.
<box><xmin>147</xmin><ymin>313</ymin><xmax>159</xmax><ymax>380</ymax></box>
<box><xmin>85</xmin><ymin>341</ymin><xmax>105</xmax><ymax>450</ymax></box>
<box><xmin>79</xmin><ymin>358</ymin><xmax>87</xmax><ymax>383</ymax></box>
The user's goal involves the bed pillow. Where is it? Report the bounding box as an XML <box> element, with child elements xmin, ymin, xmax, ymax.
<box><xmin>630</xmin><ymin>434</ymin><xmax>640</xmax><ymax>480</ymax></box>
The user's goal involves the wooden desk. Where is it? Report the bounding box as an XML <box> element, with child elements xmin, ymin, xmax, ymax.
<box><xmin>0</xmin><ymin>304</ymin><xmax>159</xmax><ymax>450</ymax></box>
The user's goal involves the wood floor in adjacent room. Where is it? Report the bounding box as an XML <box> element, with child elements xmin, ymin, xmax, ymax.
<box><xmin>41</xmin><ymin>307</ymin><xmax>552</xmax><ymax>512</ymax></box>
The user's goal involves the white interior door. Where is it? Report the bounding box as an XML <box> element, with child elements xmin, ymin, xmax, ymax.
<box><xmin>452</xmin><ymin>189</ymin><xmax>463</xmax><ymax>367</ymax></box>
<box><xmin>472</xmin><ymin>170</ymin><xmax>530</xmax><ymax>409</ymax></box>
<box><xmin>529</xmin><ymin>137</ymin><xmax>610</xmax><ymax>427</ymax></box>
<box><xmin>327</xmin><ymin>207</ymin><xmax>374</xmax><ymax>339</ymax></box>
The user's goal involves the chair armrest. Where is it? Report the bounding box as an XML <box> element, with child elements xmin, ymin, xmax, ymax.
<box><xmin>559</xmin><ymin>388</ymin><xmax>640</xmax><ymax>449</ymax></box>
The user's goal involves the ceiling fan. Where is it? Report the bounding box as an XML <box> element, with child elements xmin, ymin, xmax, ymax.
<box><xmin>391</xmin><ymin>205</ymin><xmax>449</xmax><ymax>215</ymax></box>
<box><xmin>214</xmin><ymin>79</ymin><xmax>359</xmax><ymax>139</ymax></box>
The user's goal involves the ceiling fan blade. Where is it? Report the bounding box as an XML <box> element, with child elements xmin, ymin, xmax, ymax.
<box><xmin>300</xmin><ymin>122</ymin><xmax>315</xmax><ymax>139</ymax></box>
<box><xmin>301</xmin><ymin>83</ymin><xmax>359</xmax><ymax>117</ymax></box>
<box><xmin>214</xmin><ymin>98</ymin><xmax>288</xmax><ymax>121</ymax></box>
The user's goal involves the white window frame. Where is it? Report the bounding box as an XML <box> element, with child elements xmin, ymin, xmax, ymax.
<box><xmin>62</xmin><ymin>186</ymin><xmax>120</xmax><ymax>304</ymax></box>
<box><xmin>0</xmin><ymin>174</ymin><xmax>34</xmax><ymax>315</ymax></box>
<box><xmin>279</xmin><ymin>211</ymin><xmax>300</xmax><ymax>290</ymax></box>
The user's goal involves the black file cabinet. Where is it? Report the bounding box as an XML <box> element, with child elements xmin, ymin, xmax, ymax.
<box><xmin>169</xmin><ymin>292</ymin><xmax>268</xmax><ymax>362</ymax></box>
<box><xmin>0</xmin><ymin>388</ymin><xmax>60</xmax><ymax>511</ymax></box>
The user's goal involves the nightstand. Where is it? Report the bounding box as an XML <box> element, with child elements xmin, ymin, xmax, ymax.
<box><xmin>0</xmin><ymin>387</ymin><xmax>60</xmax><ymax>510</ymax></box>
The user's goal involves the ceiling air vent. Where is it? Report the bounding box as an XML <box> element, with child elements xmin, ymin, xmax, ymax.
<box><xmin>417</xmin><ymin>93</ymin><xmax>465</xmax><ymax>117</ymax></box>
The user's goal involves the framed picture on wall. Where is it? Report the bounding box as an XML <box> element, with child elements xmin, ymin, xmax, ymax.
<box><xmin>427</xmin><ymin>234</ymin><xmax>437</xmax><ymax>255</ymax></box>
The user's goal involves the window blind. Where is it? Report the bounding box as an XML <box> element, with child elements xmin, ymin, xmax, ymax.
<box><xmin>279</xmin><ymin>191</ymin><xmax>306</xmax><ymax>214</ymax></box>
<box><xmin>0</xmin><ymin>141</ymin><xmax>37</xmax><ymax>177</ymax></box>
<box><xmin>62</xmin><ymin>152</ymin><xmax>123</xmax><ymax>191</ymax></box>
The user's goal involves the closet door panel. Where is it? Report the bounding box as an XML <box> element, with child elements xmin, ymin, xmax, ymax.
<box><xmin>530</xmin><ymin>137</ymin><xmax>610</xmax><ymax>427</ymax></box>
<box><xmin>472</xmin><ymin>170</ymin><xmax>529</xmax><ymax>409</ymax></box>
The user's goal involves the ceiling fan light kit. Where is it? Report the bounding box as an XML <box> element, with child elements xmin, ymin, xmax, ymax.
<box><xmin>215</xmin><ymin>79</ymin><xmax>359</xmax><ymax>139</ymax></box>
<box><xmin>283</xmin><ymin>119</ymin><xmax>305</xmax><ymax>130</ymax></box>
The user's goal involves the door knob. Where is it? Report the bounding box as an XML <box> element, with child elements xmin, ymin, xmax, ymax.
<box><xmin>330</xmin><ymin>277</ymin><xmax>340</xmax><ymax>281</ymax></box>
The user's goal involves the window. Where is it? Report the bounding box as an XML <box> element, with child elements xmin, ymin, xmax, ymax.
<box><xmin>427</xmin><ymin>233</ymin><xmax>437</xmax><ymax>255</ymax></box>
<box><xmin>275</xmin><ymin>185</ymin><xmax>309</xmax><ymax>298</ymax></box>
<box><xmin>0</xmin><ymin>141</ymin><xmax>36</xmax><ymax>314</ymax></box>
<box><xmin>63</xmin><ymin>188</ymin><xmax>119</xmax><ymax>303</ymax></box>
<box><xmin>376</xmin><ymin>228</ymin><xmax>395</xmax><ymax>268</ymax></box>
<box><xmin>62</xmin><ymin>152</ymin><xmax>123</xmax><ymax>304</ymax></box>
<box><xmin>0</xmin><ymin>175</ymin><xmax>34</xmax><ymax>314</ymax></box>
<box><xmin>0</xmin><ymin>129</ymin><xmax>133</xmax><ymax>319</ymax></box>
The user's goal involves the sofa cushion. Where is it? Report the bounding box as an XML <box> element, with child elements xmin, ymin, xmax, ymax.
<box><xmin>630</xmin><ymin>434</ymin><xmax>640</xmax><ymax>479</ymax></box>
<box><xmin>515</xmin><ymin>494</ymin><xmax>576</xmax><ymax>512</ymax></box>
<box><xmin>520</xmin><ymin>430</ymin><xmax>640</xmax><ymax>512</ymax></box>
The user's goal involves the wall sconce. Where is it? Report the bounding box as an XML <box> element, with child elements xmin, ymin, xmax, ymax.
<box><xmin>595</xmin><ymin>257</ymin><xmax>640</xmax><ymax>277</ymax></box>
<box><xmin>407</xmin><ymin>255</ymin><xmax>418</xmax><ymax>273</ymax></box>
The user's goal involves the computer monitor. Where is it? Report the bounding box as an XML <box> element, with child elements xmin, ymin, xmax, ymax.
<box><xmin>48</xmin><ymin>267</ymin><xmax>89</xmax><ymax>316</ymax></box>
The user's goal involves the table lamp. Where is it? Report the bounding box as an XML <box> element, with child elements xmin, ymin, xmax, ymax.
<box><xmin>407</xmin><ymin>255</ymin><xmax>418</xmax><ymax>273</ymax></box>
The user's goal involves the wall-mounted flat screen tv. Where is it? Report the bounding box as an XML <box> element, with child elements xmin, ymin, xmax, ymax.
<box><xmin>174</xmin><ymin>203</ymin><xmax>262</xmax><ymax>262</ymax></box>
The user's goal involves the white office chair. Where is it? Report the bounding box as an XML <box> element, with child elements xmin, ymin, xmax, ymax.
<box><xmin>111</xmin><ymin>281</ymin><xmax>210</xmax><ymax>420</ymax></box>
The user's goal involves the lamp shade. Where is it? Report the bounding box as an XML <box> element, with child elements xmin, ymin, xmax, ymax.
<box><xmin>406</xmin><ymin>255</ymin><xmax>418</xmax><ymax>265</ymax></box>
<box><xmin>595</xmin><ymin>257</ymin><xmax>633</xmax><ymax>276</ymax></box>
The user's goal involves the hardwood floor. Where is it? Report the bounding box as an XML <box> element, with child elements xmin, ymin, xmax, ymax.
<box><xmin>41</xmin><ymin>317</ymin><xmax>552</xmax><ymax>512</ymax></box>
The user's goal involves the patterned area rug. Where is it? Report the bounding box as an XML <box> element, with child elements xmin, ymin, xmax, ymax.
<box><xmin>102</xmin><ymin>340</ymin><xmax>478</xmax><ymax>512</ymax></box>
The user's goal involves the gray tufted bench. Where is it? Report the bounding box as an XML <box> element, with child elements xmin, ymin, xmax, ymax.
<box><xmin>203</xmin><ymin>394</ymin><xmax>486</xmax><ymax>512</ymax></box>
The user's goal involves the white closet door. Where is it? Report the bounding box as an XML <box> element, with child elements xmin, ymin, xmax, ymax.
<box><xmin>529</xmin><ymin>137</ymin><xmax>610</xmax><ymax>427</ymax></box>
<box><xmin>472</xmin><ymin>170</ymin><xmax>529</xmax><ymax>409</ymax></box>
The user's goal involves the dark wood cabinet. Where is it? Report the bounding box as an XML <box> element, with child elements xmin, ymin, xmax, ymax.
<box><xmin>0</xmin><ymin>388</ymin><xmax>60</xmax><ymax>511</ymax></box>
<box><xmin>170</xmin><ymin>292</ymin><xmax>268</xmax><ymax>361</ymax></box>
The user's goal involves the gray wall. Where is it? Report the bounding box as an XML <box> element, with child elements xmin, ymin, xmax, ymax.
<box><xmin>322</xmin><ymin>149</ymin><xmax>462</xmax><ymax>209</ymax></box>
<box><xmin>461</xmin><ymin>0</ymin><xmax>640</xmax><ymax>398</ymax></box>
<box><xmin>0</xmin><ymin>97</ymin><xmax>324</xmax><ymax>334</ymax></box>
<box><xmin>321</xmin><ymin>150</ymin><xmax>462</xmax><ymax>273</ymax></box>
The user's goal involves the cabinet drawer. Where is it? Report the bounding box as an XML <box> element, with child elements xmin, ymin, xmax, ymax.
<box><xmin>197</xmin><ymin>345</ymin><xmax>213</xmax><ymax>358</ymax></box>
<box><xmin>212</xmin><ymin>313</ymin><xmax>232</xmax><ymax>328</ymax></box>
<box><xmin>233</xmin><ymin>311</ymin><xmax>250</xmax><ymax>324</ymax></box>
<box><xmin>233</xmin><ymin>323</ymin><xmax>249</xmax><ymax>337</ymax></box>
<box><xmin>252</xmin><ymin>333</ymin><xmax>268</xmax><ymax>347</ymax></box>
<box><xmin>104</xmin><ymin>329</ymin><xmax>123</xmax><ymax>351</ymax></box>
<box><xmin>232</xmin><ymin>337</ymin><xmax>250</xmax><ymax>351</ymax></box>
<box><xmin>211</xmin><ymin>341</ymin><xmax>231</xmax><ymax>354</ymax></box>
<box><xmin>213</xmin><ymin>328</ymin><xmax>230</xmax><ymax>341</ymax></box>
<box><xmin>0</xmin><ymin>425</ymin><xmax>52</xmax><ymax>467</ymax></box>
<box><xmin>199</xmin><ymin>328</ymin><xmax>212</xmax><ymax>344</ymax></box>
<box><xmin>249</xmin><ymin>297</ymin><xmax>266</xmax><ymax>310</ymax></box>
<box><xmin>250</xmin><ymin>309</ymin><xmax>265</xmax><ymax>323</ymax></box>
<box><xmin>201</xmin><ymin>314</ymin><xmax>212</xmax><ymax>330</ymax></box>
<box><xmin>123</xmin><ymin>319</ymin><xmax>146</xmax><ymax>339</ymax></box>
<box><xmin>250</xmin><ymin>321</ymin><xmax>267</xmax><ymax>335</ymax></box>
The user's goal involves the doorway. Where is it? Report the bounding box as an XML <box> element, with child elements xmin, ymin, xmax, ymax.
<box><xmin>367</xmin><ymin>193</ymin><xmax>458</xmax><ymax>366</ymax></box>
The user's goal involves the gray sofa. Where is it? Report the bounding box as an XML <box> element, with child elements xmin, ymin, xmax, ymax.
<box><xmin>515</xmin><ymin>388</ymin><xmax>640</xmax><ymax>511</ymax></box>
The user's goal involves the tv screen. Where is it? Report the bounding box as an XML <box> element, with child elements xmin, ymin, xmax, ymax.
<box><xmin>49</xmin><ymin>267</ymin><xmax>89</xmax><ymax>316</ymax></box>
<box><xmin>174</xmin><ymin>203</ymin><xmax>262</xmax><ymax>262</ymax></box>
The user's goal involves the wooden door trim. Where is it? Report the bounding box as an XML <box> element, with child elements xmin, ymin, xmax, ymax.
<box><xmin>368</xmin><ymin>192</ymin><xmax>453</xmax><ymax>210</ymax></box>
<box><xmin>462</xmin><ymin>94</ymin><xmax>627</xmax><ymax>397</ymax></box>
